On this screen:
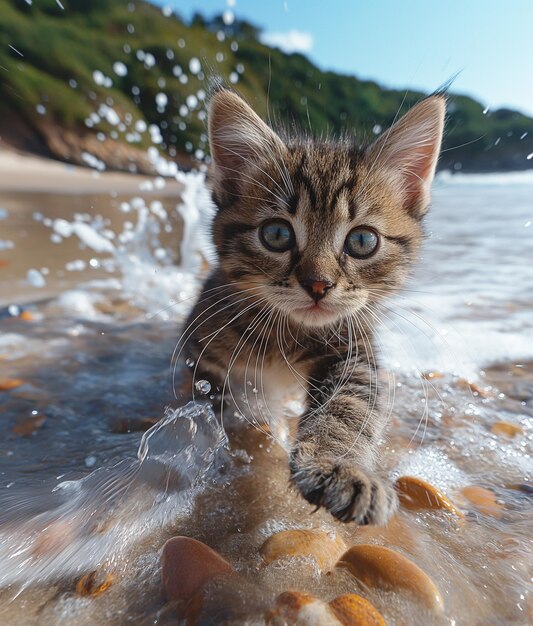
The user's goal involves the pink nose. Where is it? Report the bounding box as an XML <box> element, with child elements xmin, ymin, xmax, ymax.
<box><xmin>301</xmin><ymin>278</ymin><xmax>334</xmax><ymax>302</ymax></box>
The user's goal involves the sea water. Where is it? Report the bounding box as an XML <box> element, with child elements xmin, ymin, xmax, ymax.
<box><xmin>0</xmin><ymin>170</ymin><xmax>531</xmax><ymax>624</ymax></box>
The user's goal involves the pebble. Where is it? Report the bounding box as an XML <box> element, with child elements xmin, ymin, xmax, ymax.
<box><xmin>260</xmin><ymin>529</ymin><xmax>347</xmax><ymax>572</ymax></box>
<box><xmin>0</xmin><ymin>377</ymin><xmax>24</xmax><ymax>391</ymax></box>
<box><xmin>266</xmin><ymin>591</ymin><xmax>386</xmax><ymax>625</ymax></box>
<box><xmin>266</xmin><ymin>591</ymin><xmax>340</xmax><ymax>625</ymax></box>
<box><xmin>75</xmin><ymin>570</ymin><xmax>113</xmax><ymax>597</ymax></box>
<box><xmin>509</xmin><ymin>483</ymin><xmax>533</xmax><ymax>496</ymax></box>
<box><xmin>354</xmin><ymin>515</ymin><xmax>417</xmax><ymax>554</ymax></box>
<box><xmin>395</xmin><ymin>475</ymin><xmax>463</xmax><ymax>516</ymax></box>
<box><xmin>12</xmin><ymin>415</ymin><xmax>46</xmax><ymax>436</ymax></box>
<box><xmin>422</xmin><ymin>371</ymin><xmax>444</xmax><ymax>380</ymax></box>
<box><xmin>329</xmin><ymin>594</ymin><xmax>386</xmax><ymax>626</ymax></box>
<box><xmin>161</xmin><ymin>536</ymin><xmax>235</xmax><ymax>602</ymax></box>
<box><xmin>337</xmin><ymin>544</ymin><xmax>444</xmax><ymax>612</ymax></box>
<box><xmin>32</xmin><ymin>520</ymin><xmax>77</xmax><ymax>556</ymax></box>
<box><xmin>459</xmin><ymin>486</ymin><xmax>503</xmax><ymax>518</ymax></box>
<box><xmin>456</xmin><ymin>378</ymin><xmax>490</xmax><ymax>397</ymax></box>
<box><xmin>19</xmin><ymin>310</ymin><xmax>34</xmax><ymax>321</ymax></box>
<box><xmin>490</xmin><ymin>421</ymin><xmax>523</xmax><ymax>438</ymax></box>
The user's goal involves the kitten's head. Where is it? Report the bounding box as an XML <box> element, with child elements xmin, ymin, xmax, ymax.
<box><xmin>208</xmin><ymin>88</ymin><xmax>445</xmax><ymax>328</ymax></box>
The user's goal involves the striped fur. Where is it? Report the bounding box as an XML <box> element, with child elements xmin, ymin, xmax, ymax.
<box><xmin>180</xmin><ymin>89</ymin><xmax>445</xmax><ymax>525</ymax></box>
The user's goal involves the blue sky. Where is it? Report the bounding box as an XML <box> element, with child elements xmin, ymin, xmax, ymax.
<box><xmin>153</xmin><ymin>0</ymin><xmax>533</xmax><ymax>116</ymax></box>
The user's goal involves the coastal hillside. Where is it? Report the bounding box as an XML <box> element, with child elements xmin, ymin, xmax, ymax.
<box><xmin>1</xmin><ymin>0</ymin><xmax>532</xmax><ymax>172</ymax></box>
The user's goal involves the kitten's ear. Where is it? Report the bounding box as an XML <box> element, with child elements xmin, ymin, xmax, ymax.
<box><xmin>208</xmin><ymin>89</ymin><xmax>285</xmax><ymax>192</ymax></box>
<box><xmin>367</xmin><ymin>96</ymin><xmax>445</xmax><ymax>216</ymax></box>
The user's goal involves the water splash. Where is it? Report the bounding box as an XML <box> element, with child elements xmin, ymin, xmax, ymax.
<box><xmin>0</xmin><ymin>402</ymin><xmax>227</xmax><ymax>587</ymax></box>
<box><xmin>38</xmin><ymin>168</ymin><xmax>216</xmax><ymax>318</ymax></box>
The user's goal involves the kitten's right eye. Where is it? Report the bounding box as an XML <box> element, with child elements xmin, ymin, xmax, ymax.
<box><xmin>259</xmin><ymin>220</ymin><xmax>295</xmax><ymax>252</ymax></box>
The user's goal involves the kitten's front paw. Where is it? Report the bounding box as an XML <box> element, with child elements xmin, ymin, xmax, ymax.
<box><xmin>290</xmin><ymin>456</ymin><xmax>397</xmax><ymax>525</ymax></box>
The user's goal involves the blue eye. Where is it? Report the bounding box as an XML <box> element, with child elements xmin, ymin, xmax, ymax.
<box><xmin>259</xmin><ymin>220</ymin><xmax>295</xmax><ymax>252</ymax></box>
<box><xmin>345</xmin><ymin>227</ymin><xmax>379</xmax><ymax>258</ymax></box>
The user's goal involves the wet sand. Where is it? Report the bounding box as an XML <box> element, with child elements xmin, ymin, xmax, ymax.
<box><xmin>0</xmin><ymin>303</ymin><xmax>531</xmax><ymax>625</ymax></box>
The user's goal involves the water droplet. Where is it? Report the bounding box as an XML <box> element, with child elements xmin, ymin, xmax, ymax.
<box><xmin>223</xmin><ymin>9</ymin><xmax>234</xmax><ymax>25</ymax></box>
<box><xmin>195</xmin><ymin>380</ymin><xmax>211</xmax><ymax>394</ymax></box>
<box><xmin>185</xmin><ymin>358</ymin><xmax>195</xmax><ymax>367</ymax></box>
<box><xmin>189</xmin><ymin>57</ymin><xmax>201</xmax><ymax>75</ymax></box>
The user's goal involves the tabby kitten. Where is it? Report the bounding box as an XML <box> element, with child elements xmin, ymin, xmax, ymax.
<box><xmin>181</xmin><ymin>88</ymin><xmax>445</xmax><ymax>525</ymax></box>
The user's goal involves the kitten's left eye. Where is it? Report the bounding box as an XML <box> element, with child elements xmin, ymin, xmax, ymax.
<box><xmin>345</xmin><ymin>227</ymin><xmax>380</xmax><ymax>258</ymax></box>
<box><xmin>259</xmin><ymin>220</ymin><xmax>295</xmax><ymax>252</ymax></box>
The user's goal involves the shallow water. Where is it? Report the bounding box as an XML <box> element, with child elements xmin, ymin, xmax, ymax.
<box><xmin>0</xmin><ymin>171</ymin><xmax>531</xmax><ymax>625</ymax></box>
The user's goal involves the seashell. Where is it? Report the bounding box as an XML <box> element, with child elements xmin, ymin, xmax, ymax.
<box><xmin>260</xmin><ymin>529</ymin><xmax>346</xmax><ymax>572</ymax></box>
<box><xmin>337</xmin><ymin>544</ymin><xmax>443</xmax><ymax>612</ymax></box>
<box><xmin>395</xmin><ymin>476</ymin><xmax>463</xmax><ymax>516</ymax></box>
<box><xmin>329</xmin><ymin>593</ymin><xmax>386</xmax><ymax>626</ymax></box>
<box><xmin>490</xmin><ymin>421</ymin><xmax>523</xmax><ymax>438</ymax></box>
<box><xmin>459</xmin><ymin>486</ymin><xmax>503</xmax><ymax>518</ymax></box>
<box><xmin>75</xmin><ymin>570</ymin><xmax>113</xmax><ymax>597</ymax></box>
<box><xmin>0</xmin><ymin>377</ymin><xmax>24</xmax><ymax>391</ymax></box>
<box><xmin>161</xmin><ymin>536</ymin><xmax>235</xmax><ymax>602</ymax></box>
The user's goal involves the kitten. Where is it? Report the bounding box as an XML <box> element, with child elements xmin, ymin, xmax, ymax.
<box><xmin>181</xmin><ymin>88</ymin><xmax>445</xmax><ymax>525</ymax></box>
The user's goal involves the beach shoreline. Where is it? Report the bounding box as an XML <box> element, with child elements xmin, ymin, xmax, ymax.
<box><xmin>0</xmin><ymin>146</ymin><xmax>184</xmax><ymax>196</ymax></box>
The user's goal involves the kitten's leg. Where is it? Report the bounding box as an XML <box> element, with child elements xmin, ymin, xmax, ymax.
<box><xmin>290</xmin><ymin>356</ymin><xmax>397</xmax><ymax>525</ymax></box>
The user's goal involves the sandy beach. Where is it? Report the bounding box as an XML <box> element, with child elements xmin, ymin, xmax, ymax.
<box><xmin>0</xmin><ymin>147</ymin><xmax>183</xmax><ymax>196</ymax></box>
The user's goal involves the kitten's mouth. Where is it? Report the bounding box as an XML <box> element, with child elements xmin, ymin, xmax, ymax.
<box><xmin>291</xmin><ymin>302</ymin><xmax>340</xmax><ymax>327</ymax></box>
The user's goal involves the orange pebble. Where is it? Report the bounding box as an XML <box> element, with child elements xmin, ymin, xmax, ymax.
<box><xmin>490</xmin><ymin>421</ymin><xmax>523</xmax><ymax>438</ymax></box>
<box><xmin>19</xmin><ymin>310</ymin><xmax>34</xmax><ymax>321</ymax></box>
<box><xmin>161</xmin><ymin>536</ymin><xmax>235</xmax><ymax>602</ymax></box>
<box><xmin>267</xmin><ymin>591</ymin><xmax>339</xmax><ymax>625</ymax></box>
<box><xmin>0</xmin><ymin>378</ymin><xmax>24</xmax><ymax>391</ymax></box>
<box><xmin>329</xmin><ymin>593</ymin><xmax>386</xmax><ymax>625</ymax></box>
<box><xmin>12</xmin><ymin>415</ymin><xmax>46</xmax><ymax>436</ymax></box>
<box><xmin>260</xmin><ymin>529</ymin><xmax>346</xmax><ymax>572</ymax></box>
<box><xmin>460</xmin><ymin>486</ymin><xmax>503</xmax><ymax>518</ymax></box>
<box><xmin>337</xmin><ymin>544</ymin><xmax>443</xmax><ymax>612</ymax></box>
<box><xmin>422</xmin><ymin>371</ymin><xmax>444</xmax><ymax>380</ymax></box>
<box><xmin>395</xmin><ymin>476</ymin><xmax>463</xmax><ymax>516</ymax></box>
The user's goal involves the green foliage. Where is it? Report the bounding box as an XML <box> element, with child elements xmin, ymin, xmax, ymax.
<box><xmin>0</xmin><ymin>0</ymin><xmax>532</xmax><ymax>171</ymax></box>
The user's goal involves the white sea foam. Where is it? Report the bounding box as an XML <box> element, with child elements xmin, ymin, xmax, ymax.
<box><xmin>34</xmin><ymin>170</ymin><xmax>533</xmax><ymax>374</ymax></box>
<box><xmin>379</xmin><ymin>175</ymin><xmax>533</xmax><ymax>377</ymax></box>
<box><xmin>0</xmin><ymin>403</ymin><xmax>227</xmax><ymax>586</ymax></box>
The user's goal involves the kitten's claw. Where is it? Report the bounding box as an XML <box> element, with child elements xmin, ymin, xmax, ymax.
<box><xmin>290</xmin><ymin>457</ymin><xmax>397</xmax><ymax>526</ymax></box>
